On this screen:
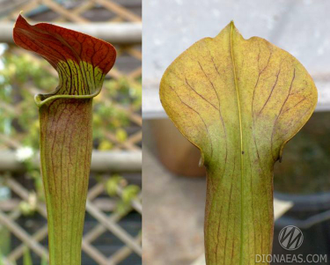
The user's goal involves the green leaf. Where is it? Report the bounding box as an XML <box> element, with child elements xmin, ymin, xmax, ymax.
<box><xmin>106</xmin><ymin>175</ymin><xmax>123</xmax><ymax>197</ymax></box>
<box><xmin>23</xmin><ymin>247</ymin><xmax>32</xmax><ymax>265</ymax></box>
<box><xmin>160</xmin><ymin>22</ymin><xmax>317</xmax><ymax>264</ymax></box>
<box><xmin>122</xmin><ymin>185</ymin><xmax>140</xmax><ymax>203</ymax></box>
<box><xmin>41</xmin><ymin>254</ymin><xmax>48</xmax><ymax>265</ymax></box>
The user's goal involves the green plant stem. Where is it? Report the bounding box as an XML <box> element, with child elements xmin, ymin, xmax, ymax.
<box><xmin>204</xmin><ymin>158</ymin><xmax>274</xmax><ymax>265</ymax></box>
<box><xmin>39</xmin><ymin>98</ymin><xmax>93</xmax><ymax>265</ymax></box>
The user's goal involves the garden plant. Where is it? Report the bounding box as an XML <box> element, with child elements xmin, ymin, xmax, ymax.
<box><xmin>160</xmin><ymin>22</ymin><xmax>318</xmax><ymax>264</ymax></box>
<box><xmin>13</xmin><ymin>15</ymin><xmax>116</xmax><ymax>265</ymax></box>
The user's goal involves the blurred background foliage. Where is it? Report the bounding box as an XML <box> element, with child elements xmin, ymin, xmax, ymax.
<box><xmin>0</xmin><ymin>0</ymin><xmax>142</xmax><ymax>263</ymax></box>
<box><xmin>0</xmin><ymin>45</ymin><xmax>141</xmax><ymax>151</ymax></box>
<box><xmin>0</xmin><ymin>45</ymin><xmax>141</xmax><ymax>218</ymax></box>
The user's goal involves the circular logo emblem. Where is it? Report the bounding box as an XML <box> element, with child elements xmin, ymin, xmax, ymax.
<box><xmin>278</xmin><ymin>225</ymin><xmax>304</xmax><ymax>251</ymax></box>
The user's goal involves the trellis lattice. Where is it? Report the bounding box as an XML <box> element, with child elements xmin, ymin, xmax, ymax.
<box><xmin>0</xmin><ymin>176</ymin><xmax>142</xmax><ymax>265</ymax></box>
<box><xmin>0</xmin><ymin>0</ymin><xmax>142</xmax><ymax>151</ymax></box>
<box><xmin>0</xmin><ymin>47</ymin><xmax>142</xmax><ymax>151</ymax></box>
<box><xmin>0</xmin><ymin>0</ymin><xmax>141</xmax><ymax>23</ymax></box>
<box><xmin>0</xmin><ymin>0</ymin><xmax>142</xmax><ymax>264</ymax></box>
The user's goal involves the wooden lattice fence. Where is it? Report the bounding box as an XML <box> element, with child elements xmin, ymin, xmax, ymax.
<box><xmin>0</xmin><ymin>0</ymin><xmax>142</xmax><ymax>264</ymax></box>
<box><xmin>0</xmin><ymin>171</ymin><xmax>142</xmax><ymax>265</ymax></box>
